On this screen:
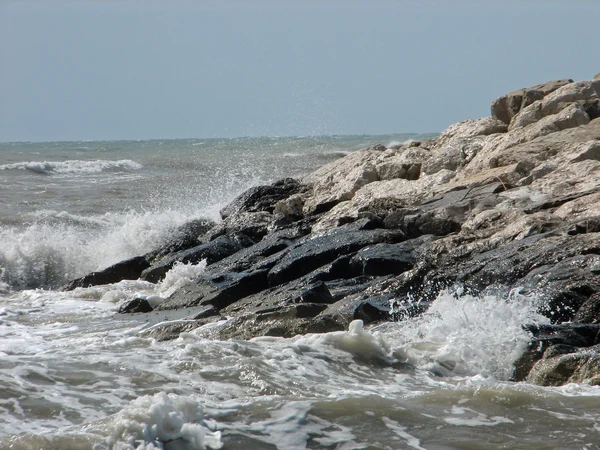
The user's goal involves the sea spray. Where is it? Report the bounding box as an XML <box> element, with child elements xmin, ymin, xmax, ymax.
<box><xmin>379</xmin><ymin>288</ymin><xmax>550</xmax><ymax>379</ymax></box>
<box><xmin>0</xmin><ymin>210</ymin><xmax>208</xmax><ymax>290</ymax></box>
<box><xmin>102</xmin><ymin>393</ymin><xmax>222</xmax><ymax>450</ymax></box>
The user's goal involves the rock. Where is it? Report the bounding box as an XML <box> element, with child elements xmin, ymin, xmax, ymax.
<box><xmin>432</xmin><ymin>117</ymin><xmax>508</xmax><ymax>149</ymax></box>
<box><xmin>312</xmin><ymin>169</ymin><xmax>456</xmax><ymax>233</ymax></box>
<box><xmin>274</xmin><ymin>193</ymin><xmax>306</xmax><ymax>217</ymax></box>
<box><xmin>220</xmin><ymin>178</ymin><xmax>307</xmax><ymax>219</ymax></box>
<box><xmin>491</xmin><ymin>79</ymin><xmax>574</xmax><ymax>124</ymax></box>
<box><xmin>141</xmin><ymin>235</ymin><xmax>243</xmax><ymax>283</ymax></box>
<box><xmin>63</xmin><ymin>256</ymin><xmax>150</xmax><ymax>290</ymax></box>
<box><xmin>294</xmin><ymin>281</ymin><xmax>334</xmax><ymax>304</ymax></box>
<box><xmin>118</xmin><ymin>298</ymin><xmax>153</xmax><ymax>314</ymax></box>
<box><xmin>207</xmin><ymin>228</ymin><xmax>306</xmax><ymax>274</ymax></box>
<box><xmin>526</xmin><ymin>347</ymin><xmax>600</xmax><ymax>386</ymax></box>
<box><xmin>349</xmin><ymin>236</ymin><xmax>434</xmax><ymax>276</ymax></box>
<box><xmin>146</xmin><ymin>218</ymin><xmax>216</xmax><ymax>263</ymax></box>
<box><xmin>158</xmin><ymin>269</ymin><xmax>270</xmax><ymax>311</ymax></box>
<box><xmin>353</xmin><ymin>295</ymin><xmax>394</xmax><ymax>324</ymax></box>
<box><xmin>574</xmin><ymin>292</ymin><xmax>600</xmax><ymax>324</ymax></box>
<box><xmin>511</xmin><ymin>322</ymin><xmax>600</xmax><ymax>382</ymax></box>
<box><xmin>374</xmin><ymin>147</ymin><xmax>430</xmax><ymax>181</ymax></box>
<box><xmin>220</xmin><ymin>211</ymin><xmax>274</xmax><ymax>242</ymax></box>
<box><xmin>267</xmin><ymin>228</ymin><xmax>405</xmax><ymax>286</ymax></box>
<box><xmin>541</xmin><ymin>80</ymin><xmax>600</xmax><ymax>116</ymax></box>
<box><xmin>519</xmin><ymin>254</ymin><xmax>600</xmax><ymax>323</ymax></box>
<box><xmin>302</xmin><ymin>148</ymin><xmax>381</xmax><ymax>215</ymax></box>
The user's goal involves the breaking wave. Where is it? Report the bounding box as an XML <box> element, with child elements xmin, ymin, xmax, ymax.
<box><xmin>0</xmin><ymin>159</ymin><xmax>143</xmax><ymax>175</ymax></box>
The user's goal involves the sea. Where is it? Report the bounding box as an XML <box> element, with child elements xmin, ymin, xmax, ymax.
<box><xmin>1</xmin><ymin>135</ymin><xmax>599</xmax><ymax>450</ymax></box>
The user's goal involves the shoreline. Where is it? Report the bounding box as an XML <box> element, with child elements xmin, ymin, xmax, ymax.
<box><xmin>68</xmin><ymin>73</ymin><xmax>600</xmax><ymax>386</ymax></box>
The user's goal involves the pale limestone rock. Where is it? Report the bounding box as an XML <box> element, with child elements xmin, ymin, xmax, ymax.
<box><xmin>312</xmin><ymin>170</ymin><xmax>454</xmax><ymax>232</ymax></box>
<box><xmin>301</xmin><ymin>148</ymin><xmax>381</xmax><ymax>215</ymax></box>
<box><xmin>554</xmin><ymin>192</ymin><xmax>600</xmax><ymax>222</ymax></box>
<box><xmin>541</xmin><ymin>80</ymin><xmax>600</xmax><ymax>117</ymax></box>
<box><xmin>509</xmin><ymin>81</ymin><xmax>600</xmax><ymax>130</ymax></box>
<box><xmin>491</xmin><ymin>79</ymin><xmax>574</xmax><ymax>124</ymax></box>
<box><xmin>374</xmin><ymin>147</ymin><xmax>430</xmax><ymax>181</ymax></box>
<box><xmin>498</xmin><ymin>102</ymin><xmax>590</xmax><ymax>152</ymax></box>
<box><xmin>433</xmin><ymin>117</ymin><xmax>507</xmax><ymax>149</ymax></box>
<box><xmin>508</xmin><ymin>100</ymin><xmax>543</xmax><ymax>130</ymax></box>
<box><xmin>422</xmin><ymin>136</ymin><xmax>490</xmax><ymax>175</ymax></box>
<box><xmin>462</xmin><ymin>104</ymin><xmax>591</xmax><ymax>177</ymax></box>
<box><xmin>274</xmin><ymin>193</ymin><xmax>306</xmax><ymax>216</ymax></box>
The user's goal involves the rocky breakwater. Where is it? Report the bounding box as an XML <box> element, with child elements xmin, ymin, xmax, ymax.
<box><xmin>65</xmin><ymin>73</ymin><xmax>600</xmax><ymax>386</ymax></box>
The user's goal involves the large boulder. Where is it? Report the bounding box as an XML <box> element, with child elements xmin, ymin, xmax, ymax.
<box><xmin>267</xmin><ymin>228</ymin><xmax>405</xmax><ymax>286</ymax></box>
<box><xmin>301</xmin><ymin>147</ymin><xmax>383</xmax><ymax>215</ymax></box>
<box><xmin>491</xmin><ymin>79</ymin><xmax>574</xmax><ymax>124</ymax></box>
<box><xmin>220</xmin><ymin>178</ymin><xmax>308</xmax><ymax>219</ymax></box>
<box><xmin>145</xmin><ymin>218</ymin><xmax>216</xmax><ymax>263</ymax></box>
<box><xmin>63</xmin><ymin>256</ymin><xmax>150</xmax><ymax>290</ymax></box>
<box><xmin>509</xmin><ymin>80</ymin><xmax>600</xmax><ymax>130</ymax></box>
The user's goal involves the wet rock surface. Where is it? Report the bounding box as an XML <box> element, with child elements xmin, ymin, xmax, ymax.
<box><xmin>66</xmin><ymin>73</ymin><xmax>600</xmax><ymax>386</ymax></box>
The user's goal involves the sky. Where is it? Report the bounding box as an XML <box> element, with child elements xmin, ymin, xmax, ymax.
<box><xmin>1</xmin><ymin>0</ymin><xmax>599</xmax><ymax>143</ymax></box>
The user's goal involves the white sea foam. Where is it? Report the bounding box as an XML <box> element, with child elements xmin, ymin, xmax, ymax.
<box><xmin>380</xmin><ymin>288</ymin><xmax>549</xmax><ymax>379</ymax></box>
<box><xmin>101</xmin><ymin>393</ymin><xmax>222</xmax><ymax>450</ymax></box>
<box><xmin>0</xmin><ymin>159</ymin><xmax>142</xmax><ymax>175</ymax></box>
<box><xmin>0</xmin><ymin>209</ymin><xmax>203</xmax><ymax>290</ymax></box>
<box><xmin>157</xmin><ymin>261</ymin><xmax>208</xmax><ymax>298</ymax></box>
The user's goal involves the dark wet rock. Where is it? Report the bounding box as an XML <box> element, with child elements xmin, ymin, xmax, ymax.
<box><xmin>63</xmin><ymin>256</ymin><xmax>150</xmax><ymax>290</ymax></box>
<box><xmin>353</xmin><ymin>295</ymin><xmax>394</xmax><ymax>324</ymax></box>
<box><xmin>348</xmin><ymin>236</ymin><xmax>434</xmax><ymax>276</ymax></box>
<box><xmin>567</xmin><ymin>217</ymin><xmax>600</xmax><ymax>236</ymax></box>
<box><xmin>422</xmin><ymin>233</ymin><xmax>600</xmax><ymax>316</ymax></box>
<box><xmin>118</xmin><ymin>298</ymin><xmax>153</xmax><ymax>314</ymax></box>
<box><xmin>220</xmin><ymin>178</ymin><xmax>308</xmax><ymax>219</ymax></box>
<box><xmin>267</xmin><ymin>228</ymin><xmax>405</xmax><ymax>287</ymax></box>
<box><xmin>145</xmin><ymin>218</ymin><xmax>216</xmax><ymax>263</ymax></box>
<box><xmin>519</xmin><ymin>254</ymin><xmax>600</xmax><ymax>323</ymax></box>
<box><xmin>207</xmin><ymin>228</ymin><xmax>308</xmax><ymax>274</ymax></box>
<box><xmin>141</xmin><ymin>235</ymin><xmax>243</xmax><ymax>283</ymax></box>
<box><xmin>158</xmin><ymin>269</ymin><xmax>270</xmax><ymax>311</ymax></box>
<box><xmin>293</xmin><ymin>280</ymin><xmax>334</xmax><ymax>304</ymax></box>
<box><xmin>574</xmin><ymin>292</ymin><xmax>600</xmax><ymax>324</ymax></box>
<box><xmin>384</xmin><ymin>209</ymin><xmax>461</xmax><ymax>239</ymax></box>
<box><xmin>336</xmin><ymin>214</ymin><xmax>385</xmax><ymax>231</ymax></box>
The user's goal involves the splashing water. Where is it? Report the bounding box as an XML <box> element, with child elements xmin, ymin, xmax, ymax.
<box><xmin>379</xmin><ymin>288</ymin><xmax>550</xmax><ymax>380</ymax></box>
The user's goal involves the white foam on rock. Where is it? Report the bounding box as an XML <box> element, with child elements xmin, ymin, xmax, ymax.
<box><xmin>157</xmin><ymin>261</ymin><xmax>208</xmax><ymax>299</ymax></box>
<box><xmin>381</xmin><ymin>288</ymin><xmax>549</xmax><ymax>380</ymax></box>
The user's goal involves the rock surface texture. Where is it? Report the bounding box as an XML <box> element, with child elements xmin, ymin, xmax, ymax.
<box><xmin>67</xmin><ymin>74</ymin><xmax>600</xmax><ymax>386</ymax></box>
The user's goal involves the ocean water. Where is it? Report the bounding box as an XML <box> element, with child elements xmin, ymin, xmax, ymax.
<box><xmin>1</xmin><ymin>135</ymin><xmax>600</xmax><ymax>450</ymax></box>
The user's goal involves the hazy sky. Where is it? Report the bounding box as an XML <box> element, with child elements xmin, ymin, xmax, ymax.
<box><xmin>1</xmin><ymin>0</ymin><xmax>599</xmax><ymax>142</ymax></box>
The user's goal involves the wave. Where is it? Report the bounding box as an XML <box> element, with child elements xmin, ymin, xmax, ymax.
<box><xmin>0</xmin><ymin>209</ymin><xmax>205</xmax><ymax>290</ymax></box>
<box><xmin>0</xmin><ymin>159</ymin><xmax>143</xmax><ymax>175</ymax></box>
